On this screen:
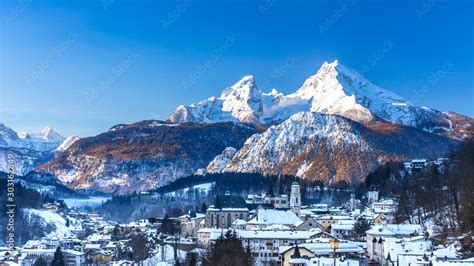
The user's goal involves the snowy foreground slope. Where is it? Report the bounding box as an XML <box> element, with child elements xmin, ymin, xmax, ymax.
<box><xmin>168</xmin><ymin>60</ymin><xmax>472</xmax><ymax>140</ymax></box>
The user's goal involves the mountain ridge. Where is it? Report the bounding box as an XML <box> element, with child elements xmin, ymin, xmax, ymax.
<box><xmin>36</xmin><ymin>120</ymin><xmax>259</xmax><ymax>193</ymax></box>
<box><xmin>168</xmin><ymin>60</ymin><xmax>472</xmax><ymax>140</ymax></box>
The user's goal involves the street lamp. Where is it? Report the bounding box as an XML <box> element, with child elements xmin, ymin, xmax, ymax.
<box><xmin>329</xmin><ymin>238</ymin><xmax>340</xmax><ymax>266</ymax></box>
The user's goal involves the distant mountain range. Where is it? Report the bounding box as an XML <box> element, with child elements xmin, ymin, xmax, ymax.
<box><xmin>0</xmin><ymin>123</ymin><xmax>79</xmax><ymax>176</ymax></box>
<box><xmin>2</xmin><ymin>60</ymin><xmax>472</xmax><ymax>194</ymax></box>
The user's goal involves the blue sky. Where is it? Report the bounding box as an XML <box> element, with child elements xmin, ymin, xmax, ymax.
<box><xmin>1</xmin><ymin>0</ymin><xmax>473</xmax><ymax>137</ymax></box>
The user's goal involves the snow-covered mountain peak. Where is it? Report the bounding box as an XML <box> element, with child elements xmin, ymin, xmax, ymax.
<box><xmin>218</xmin><ymin>75</ymin><xmax>263</xmax><ymax>123</ymax></box>
<box><xmin>288</xmin><ymin>59</ymin><xmax>418</xmax><ymax>122</ymax></box>
<box><xmin>221</xmin><ymin>75</ymin><xmax>259</xmax><ymax>99</ymax></box>
<box><xmin>17</xmin><ymin>131</ymin><xmax>30</xmax><ymax>139</ymax></box>
<box><xmin>167</xmin><ymin>60</ymin><xmax>469</xmax><ymax>138</ymax></box>
<box><xmin>229</xmin><ymin>75</ymin><xmax>255</xmax><ymax>89</ymax></box>
<box><xmin>40</xmin><ymin>125</ymin><xmax>64</xmax><ymax>141</ymax></box>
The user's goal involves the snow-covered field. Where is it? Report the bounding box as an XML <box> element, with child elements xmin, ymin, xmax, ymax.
<box><xmin>22</xmin><ymin>208</ymin><xmax>79</xmax><ymax>238</ymax></box>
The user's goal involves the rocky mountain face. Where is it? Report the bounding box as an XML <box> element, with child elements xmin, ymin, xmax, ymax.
<box><xmin>0</xmin><ymin>123</ymin><xmax>68</xmax><ymax>175</ymax></box>
<box><xmin>168</xmin><ymin>60</ymin><xmax>472</xmax><ymax>140</ymax></box>
<box><xmin>12</xmin><ymin>59</ymin><xmax>471</xmax><ymax>193</ymax></box>
<box><xmin>37</xmin><ymin>121</ymin><xmax>257</xmax><ymax>194</ymax></box>
<box><xmin>222</xmin><ymin>112</ymin><xmax>458</xmax><ymax>185</ymax></box>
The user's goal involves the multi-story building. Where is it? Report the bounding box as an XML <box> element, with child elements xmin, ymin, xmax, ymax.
<box><xmin>366</xmin><ymin>224</ymin><xmax>423</xmax><ymax>264</ymax></box>
<box><xmin>372</xmin><ymin>199</ymin><xmax>397</xmax><ymax>214</ymax></box>
<box><xmin>196</xmin><ymin>228</ymin><xmax>228</xmax><ymax>248</ymax></box>
<box><xmin>177</xmin><ymin>212</ymin><xmax>206</xmax><ymax>238</ymax></box>
<box><xmin>238</xmin><ymin>230</ymin><xmax>310</xmax><ymax>265</ymax></box>
<box><xmin>263</xmin><ymin>194</ymin><xmax>289</xmax><ymax>209</ymax></box>
<box><xmin>330</xmin><ymin>221</ymin><xmax>356</xmax><ymax>239</ymax></box>
<box><xmin>316</xmin><ymin>215</ymin><xmax>353</xmax><ymax>229</ymax></box>
<box><xmin>279</xmin><ymin>240</ymin><xmax>365</xmax><ymax>266</ymax></box>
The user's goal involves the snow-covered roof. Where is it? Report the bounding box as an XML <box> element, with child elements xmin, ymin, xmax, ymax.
<box><xmin>433</xmin><ymin>245</ymin><xmax>459</xmax><ymax>259</ymax></box>
<box><xmin>84</xmin><ymin>244</ymin><xmax>102</xmax><ymax>250</ymax></box>
<box><xmin>299</xmin><ymin>209</ymin><xmax>316</xmax><ymax>217</ymax></box>
<box><xmin>265</xmin><ymin>224</ymin><xmax>291</xmax><ymax>231</ymax></box>
<box><xmin>331</xmin><ymin>223</ymin><xmax>355</xmax><ymax>231</ymax></box>
<box><xmin>178</xmin><ymin>213</ymin><xmax>205</xmax><ymax>220</ymax></box>
<box><xmin>411</xmin><ymin>159</ymin><xmax>428</xmax><ymax>163</ymax></box>
<box><xmin>63</xmin><ymin>249</ymin><xmax>85</xmax><ymax>256</ymax></box>
<box><xmin>237</xmin><ymin>230</ymin><xmax>310</xmax><ymax>240</ymax></box>
<box><xmin>366</xmin><ymin>224</ymin><xmax>423</xmax><ymax>236</ymax></box>
<box><xmin>373</xmin><ymin>199</ymin><xmax>396</xmax><ymax>205</ymax></box>
<box><xmin>221</xmin><ymin>208</ymin><xmax>249</xmax><ymax>211</ymax></box>
<box><xmin>317</xmin><ymin>215</ymin><xmax>352</xmax><ymax>220</ymax></box>
<box><xmin>232</xmin><ymin>219</ymin><xmax>247</xmax><ymax>225</ymax></box>
<box><xmin>247</xmin><ymin>209</ymin><xmax>301</xmax><ymax>225</ymax></box>
<box><xmin>289</xmin><ymin>258</ymin><xmax>310</xmax><ymax>263</ymax></box>
<box><xmin>142</xmin><ymin>244</ymin><xmax>186</xmax><ymax>265</ymax></box>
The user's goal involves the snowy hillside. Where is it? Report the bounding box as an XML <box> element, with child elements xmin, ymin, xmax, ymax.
<box><xmin>22</xmin><ymin>208</ymin><xmax>79</xmax><ymax>238</ymax></box>
<box><xmin>223</xmin><ymin>112</ymin><xmax>456</xmax><ymax>184</ymax></box>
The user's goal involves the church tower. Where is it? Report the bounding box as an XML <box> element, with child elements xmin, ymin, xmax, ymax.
<box><xmin>290</xmin><ymin>181</ymin><xmax>301</xmax><ymax>217</ymax></box>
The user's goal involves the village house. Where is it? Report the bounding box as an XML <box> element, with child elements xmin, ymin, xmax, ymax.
<box><xmin>196</xmin><ymin>228</ymin><xmax>228</xmax><ymax>248</ymax></box>
<box><xmin>372</xmin><ymin>214</ymin><xmax>387</xmax><ymax>225</ymax></box>
<box><xmin>246</xmin><ymin>208</ymin><xmax>302</xmax><ymax>230</ymax></box>
<box><xmin>177</xmin><ymin>211</ymin><xmax>206</xmax><ymax>238</ymax></box>
<box><xmin>19</xmin><ymin>249</ymin><xmax>85</xmax><ymax>266</ymax></box>
<box><xmin>366</xmin><ymin>224</ymin><xmax>423</xmax><ymax>264</ymax></box>
<box><xmin>263</xmin><ymin>194</ymin><xmax>290</xmax><ymax>209</ymax></box>
<box><xmin>330</xmin><ymin>221</ymin><xmax>356</xmax><ymax>239</ymax></box>
<box><xmin>317</xmin><ymin>215</ymin><xmax>353</xmax><ymax>229</ymax></box>
<box><xmin>372</xmin><ymin>199</ymin><xmax>397</xmax><ymax>214</ymax></box>
<box><xmin>231</xmin><ymin>219</ymin><xmax>247</xmax><ymax>230</ymax></box>
<box><xmin>293</xmin><ymin>217</ymin><xmax>324</xmax><ymax>231</ymax></box>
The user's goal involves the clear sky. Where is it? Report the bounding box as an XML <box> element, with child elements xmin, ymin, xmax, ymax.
<box><xmin>1</xmin><ymin>0</ymin><xmax>473</xmax><ymax>137</ymax></box>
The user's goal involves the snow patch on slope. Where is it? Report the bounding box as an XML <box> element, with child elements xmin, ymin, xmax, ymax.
<box><xmin>56</xmin><ymin>136</ymin><xmax>80</xmax><ymax>152</ymax></box>
<box><xmin>22</xmin><ymin>208</ymin><xmax>78</xmax><ymax>238</ymax></box>
<box><xmin>206</xmin><ymin>147</ymin><xmax>237</xmax><ymax>173</ymax></box>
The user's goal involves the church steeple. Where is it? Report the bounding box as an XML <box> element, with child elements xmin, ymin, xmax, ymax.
<box><xmin>290</xmin><ymin>181</ymin><xmax>301</xmax><ymax>217</ymax></box>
